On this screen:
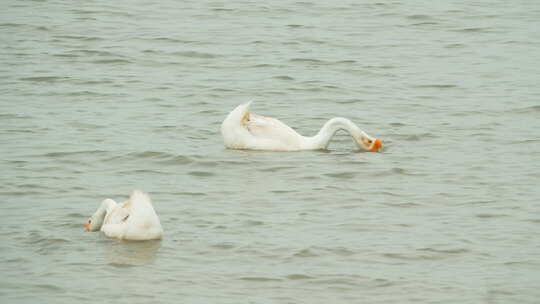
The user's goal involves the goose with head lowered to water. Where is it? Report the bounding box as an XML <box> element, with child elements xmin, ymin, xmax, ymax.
<box><xmin>221</xmin><ymin>101</ymin><xmax>382</xmax><ymax>152</ymax></box>
<box><xmin>84</xmin><ymin>190</ymin><xmax>163</xmax><ymax>241</ymax></box>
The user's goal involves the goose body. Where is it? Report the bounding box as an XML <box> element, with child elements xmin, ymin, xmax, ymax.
<box><xmin>221</xmin><ymin>102</ymin><xmax>382</xmax><ymax>152</ymax></box>
<box><xmin>84</xmin><ymin>190</ymin><xmax>163</xmax><ymax>241</ymax></box>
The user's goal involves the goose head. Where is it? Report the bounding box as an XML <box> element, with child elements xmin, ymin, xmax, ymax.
<box><xmin>84</xmin><ymin>215</ymin><xmax>102</xmax><ymax>232</ymax></box>
<box><xmin>84</xmin><ymin>198</ymin><xmax>115</xmax><ymax>232</ymax></box>
<box><xmin>357</xmin><ymin>136</ymin><xmax>382</xmax><ymax>152</ymax></box>
<box><xmin>350</xmin><ymin>126</ymin><xmax>382</xmax><ymax>152</ymax></box>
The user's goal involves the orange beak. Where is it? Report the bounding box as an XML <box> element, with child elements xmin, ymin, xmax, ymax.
<box><xmin>84</xmin><ymin>222</ymin><xmax>91</xmax><ymax>232</ymax></box>
<box><xmin>369</xmin><ymin>138</ymin><xmax>382</xmax><ymax>152</ymax></box>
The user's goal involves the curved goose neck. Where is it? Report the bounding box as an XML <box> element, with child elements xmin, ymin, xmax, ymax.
<box><xmin>93</xmin><ymin>199</ymin><xmax>117</xmax><ymax>229</ymax></box>
<box><xmin>99</xmin><ymin>199</ymin><xmax>117</xmax><ymax>216</ymax></box>
<box><xmin>306</xmin><ymin>117</ymin><xmax>363</xmax><ymax>149</ymax></box>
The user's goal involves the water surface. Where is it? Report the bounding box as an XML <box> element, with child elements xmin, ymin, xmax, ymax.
<box><xmin>1</xmin><ymin>0</ymin><xmax>540</xmax><ymax>303</ymax></box>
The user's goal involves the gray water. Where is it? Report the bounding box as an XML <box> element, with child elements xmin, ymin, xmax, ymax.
<box><xmin>1</xmin><ymin>0</ymin><xmax>540</xmax><ymax>303</ymax></box>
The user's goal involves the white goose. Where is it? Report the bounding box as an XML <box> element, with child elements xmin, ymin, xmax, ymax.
<box><xmin>221</xmin><ymin>102</ymin><xmax>382</xmax><ymax>152</ymax></box>
<box><xmin>84</xmin><ymin>190</ymin><xmax>163</xmax><ymax>241</ymax></box>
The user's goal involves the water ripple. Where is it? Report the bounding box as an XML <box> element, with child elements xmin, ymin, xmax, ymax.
<box><xmin>19</xmin><ymin>76</ymin><xmax>70</xmax><ymax>83</ymax></box>
<box><xmin>239</xmin><ymin>276</ymin><xmax>283</xmax><ymax>282</ymax></box>
<box><xmin>170</xmin><ymin>51</ymin><xmax>218</xmax><ymax>58</ymax></box>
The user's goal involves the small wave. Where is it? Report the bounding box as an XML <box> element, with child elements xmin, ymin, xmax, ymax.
<box><xmin>411</xmin><ymin>22</ymin><xmax>439</xmax><ymax>26</ymax></box>
<box><xmin>36</xmin><ymin>238</ymin><xmax>70</xmax><ymax>245</ymax></box>
<box><xmin>417</xmin><ymin>247</ymin><xmax>470</xmax><ymax>255</ymax></box>
<box><xmin>289</xmin><ymin>58</ymin><xmax>327</xmax><ymax>65</ymax></box>
<box><xmin>391</xmin><ymin>167</ymin><xmax>407</xmax><ymax>175</ymax></box>
<box><xmin>211</xmin><ymin>8</ymin><xmax>234</xmax><ymax>12</ymax></box>
<box><xmin>211</xmin><ymin>242</ymin><xmax>236</xmax><ymax>249</ymax></box>
<box><xmin>273</xmin><ymin>75</ymin><xmax>295</xmax><ymax>81</ymax></box>
<box><xmin>297</xmin><ymin>38</ymin><xmax>326</xmax><ymax>45</ymax></box>
<box><xmin>457</xmin><ymin>200</ymin><xmax>496</xmax><ymax>206</ymax></box>
<box><xmin>70</xmin><ymin>49</ymin><xmax>121</xmax><ymax>57</ymax></box>
<box><xmin>414</xmin><ymin>84</ymin><xmax>457</xmax><ymax>89</ymax></box>
<box><xmin>41</xmin><ymin>150</ymin><xmax>108</xmax><ymax>158</ymax></box>
<box><xmin>383</xmin><ymin>252</ymin><xmax>445</xmax><ymax>261</ymax></box>
<box><xmin>0</xmin><ymin>113</ymin><xmax>32</xmax><ymax>120</ymax></box>
<box><xmin>158</xmin><ymin>155</ymin><xmax>193</xmax><ymax>165</ymax></box>
<box><xmin>34</xmin><ymin>237</ymin><xmax>70</xmax><ymax>255</ymax></box>
<box><xmin>15</xmin><ymin>183</ymin><xmax>54</xmax><ymax>191</ymax></box>
<box><xmin>75</xmin><ymin>79</ymin><xmax>114</xmax><ymax>85</ymax></box>
<box><xmin>362</xmin><ymin>64</ymin><xmax>396</xmax><ymax>69</ymax></box>
<box><xmin>92</xmin><ymin>59</ymin><xmax>131</xmax><ymax>64</ymax></box>
<box><xmin>117</xmin><ymin>169</ymin><xmax>167</xmax><ymax>175</ymax></box>
<box><xmin>187</xmin><ymin>171</ymin><xmax>215</xmax><ymax>177</ymax></box>
<box><xmin>52</xmin><ymin>53</ymin><xmax>80</xmax><ymax>58</ymax></box>
<box><xmin>57</xmin><ymin>222</ymin><xmax>85</xmax><ymax>229</ymax></box>
<box><xmin>327</xmin><ymin>247</ymin><xmax>356</xmax><ymax>256</ymax></box>
<box><xmin>1</xmin><ymin>190</ymin><xmax>44</xmax><ymax>196</ymax></box>
<box><xmin>250</xmin><ymin>63</ymin><xmax>284</xmax><ymax>68</ymax></box>
<box><xmin>452</xmin><ymin>27</ymin><xmax>492</xmax><ymax>33</ymax></box>
<box><xmin>239</xmin><ymin>276</ymin><xmax>283</xmax><ymax>282</ymax></box>
<box><xmin>511</xmin><ymin>105</ymin><xmax>540</xmax><ymax>113</ymax></box>
<box><xmin>445</xmin><ymin>43</ymin><xmax>466</xmax><ymax>48</ymax></box>
<box><xmin>407</xmin><ymin>14</ymin><xmax>432</xmax><ymax>20</ymax></box>
<box><xmin>116</xmin><ymin>151</ymin><xmax>176</xmax><ymax>160</ymax></box>
<box><xmin>171</xmin><ymin>191</ymin><xmax>206</xmax><ymax>196</ymax></box>
<box><xmin>311</xmin><ymin>277</ymin><xmax>360</xmax><ymax>287</ymax></box>
<box><xmin>3</xmin><ymin>128</ymin><xmax>40</xmax><ymax>135</ymax></box>
<box><xmin>286</xmin><ymin>274</ymin><xmax>314</xmax><ymax>280</ymax></box>
<box><xmin>270</xmin><ymin>190</ymin><xmax>296</xmax><ymax>195</ymax></box>
<box><xmin>65</xmin><ymin>90</ymin><xmax>112</xmax><ymax>97</ymax></box>
<box><xmin>336</xmin><ymin>98</ymin><xmax>364</xmax><ymax>104</ymax></box>
<box><xmin>53</xmin><ymin>35</ymin><xmax>103</xmax><ymax>41</ymax></box>
<box><xmin>390</xmin><ymin>122</ymin><xmax>407</xmax><ymax>127</ymax></box>
<box><xmin>510</xmin><ymin>138</ymin><xmax>539</xmax><ymax>145</ymax></box>
<box><xmin>71</xmin><ymin>9</ymin><xmax>134</xmax><ymax>18</ymax></box>
<box><xmin>4</xmin><ymin>257</ymin><xmax>31</xmax><ymax>264</ymax></box>
<box><xmin>33</xmin><ymin>284</ymin><xmax>64</xmax><ymax>292</ymax></box>
<box><xmin>170</xmin><ymin>51</ymin><xmax>217</xmax><ymax>59</ymax></box>
<box><xmin>0</xmin><ymin>23</ymin><xmax>24</xmax><ymax>28</ymax></box>
<box><xmin>71</xmin><ymin>9</ymin><xmax>99</xmax><ymax>15</ymax></box>
<box><xmin>260</xmin><ymin>166</ymin><xmax>296</xmax><ymax>172</ymax></box>
<box><xmin>324</xmin><ymin>172</ymin><xmax>356</xmax><ymax>179</ymax></box>
<box><xmin>375</xmin><ymin>167</ymin><xmax>420</xmax><ymax>177</ymax></box>
<box><xmin>244</xmin><ymin>220</ymin><xmax>264</xmax><ymax>226</ymax></box>
<box><xmin>394</xmin><ymin>131</ymin><xmax>434</xmax><ymax>140</ymax></box>
<box><xmin>0</xmin><ymin>23</ymin><xmax>49</xmax><ymax>31</ymax></box>
<box><xmin>108</xmin><ymin>262</ymin><xmax>138</xmax><ymax>268</ymax></box>
<box><xmin>476</xmin><ymin>213</ymin><xmax>508</xmax><ymax>219</ymax></box>
<box><xmin>19</xmin><ymin>76</ymin><xmax>69</xmax><ymax>83</ymax></box>
<box><xmin>149</xmin><ymin>37</ymin><xmax>197</xmax><ymax>44</ymax></box>
<box><xmin>293</xmin><ymin>248</ymin><xmax>319</xmax><ymax>258</ymax></box>
<box><xmin>384</xmin><ymin>202</ymin><xmax>422</xmax><ymax>208</ymax></box>
<box><xmin>5</xmin><ymin>160</ymin><xmax>29</xmax><ymax>166</ymax></box>
<box><xmin>335</xmin><ymin>59</ymin><xmax>357</xmax><ymax>64</ymax></box>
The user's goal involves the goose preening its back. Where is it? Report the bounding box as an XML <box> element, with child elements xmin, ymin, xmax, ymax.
<box><xmin>221</xmin><ymin>101</ymin><xmax>382</xmax><ymax>152</ymax></box>
<box><xmin>84</xmin><ymin>190</ymin><xmax>163</xmax><ymax>241</ymax></box>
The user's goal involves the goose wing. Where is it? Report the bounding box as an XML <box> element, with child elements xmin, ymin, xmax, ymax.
<box><xmin>246</xmin><ymin>114</ymin><xmax>303</xmax><ymax>148</ymax></box>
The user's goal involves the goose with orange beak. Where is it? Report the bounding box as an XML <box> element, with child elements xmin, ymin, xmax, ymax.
<box><xmin>84</xmin><ymin>190</ymin><xmax>163</xmax><ymax>241</ymax></box>
<box><xmin>221</xmin><ymin>101</ymin><xmax>382</xmax><ymax>152</ymax></box>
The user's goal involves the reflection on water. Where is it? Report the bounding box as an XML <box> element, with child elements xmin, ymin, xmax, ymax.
<box><xmin>104</xmin><ymin>239</ymin><xmax>161</xmax><ymax>267</ymax></box>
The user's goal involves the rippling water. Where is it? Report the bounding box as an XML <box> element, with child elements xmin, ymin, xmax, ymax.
<box><xmin>1</xmin><ymin>0</ymin><xmax>540</xmax><ymax>303</ymax></box>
